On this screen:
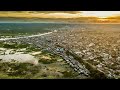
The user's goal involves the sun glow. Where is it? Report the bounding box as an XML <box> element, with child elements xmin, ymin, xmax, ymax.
<box><xmin>81</xmin><ymin>11</ymin><xmax>120</xmax><ymax>18</ymax></box>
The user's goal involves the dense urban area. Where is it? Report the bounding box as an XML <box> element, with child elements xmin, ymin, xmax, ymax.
<box><xmin>0</xmin><ymin>24</ymin><xmax>120</xmax><ymax>79</ymax></box>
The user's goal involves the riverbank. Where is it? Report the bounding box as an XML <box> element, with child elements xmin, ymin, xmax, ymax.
<box><xmin>0</xmin><ymin>32</ymin><xmax>53</xmax><ymax>41</ymax></box>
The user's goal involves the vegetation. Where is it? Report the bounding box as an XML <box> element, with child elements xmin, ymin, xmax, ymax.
<box><xmin>38</xmin><ymin>59</ymin><xmax>55</xmax><ymax>64</ymax></box>
<box><xmin>39</xmin><ymin>55</ymin><xmax>57</xmax><ymax>63</ymax></box>
<box><xmin>61</xmin><ymin>71</ymin><xmax>78</xmax><ymax>78</ymax></box>
<box><xmin>0</xmin><ymin>61</ymin><xmax>40</xmax><ymax>79</ymax></box>
<box><xmin>26</xmin><ymin>46</ymin><xmax>41</xmax><ymax>52</ymax></box>
<box><xmin>0</xmin><ymin>43</ymin><xmax>78</xmax><ymax>79</ymax></box>
<box><xmin>2</xmin><ymin>43</ymin><xmax>29</xmax><ymax>49</ymax></box>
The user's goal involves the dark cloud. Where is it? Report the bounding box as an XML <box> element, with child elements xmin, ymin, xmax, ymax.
<box><xmin>26</xmin><ymin>11</ymin><xmax>80</xmax><ymax>14</ymax></box>
<box><xmin>0</xmin><ymin>11</ymin><xmax>80</xmax><ymax>14</ymax></box>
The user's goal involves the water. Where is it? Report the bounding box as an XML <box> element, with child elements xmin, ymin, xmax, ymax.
<box><xmin>0</xmin><ymin>22</ymin><xmax>76</xmax><ymax>34</ymax></box>
<box><xmin>0</xmin><ymin>23</ymin><xmax>120</xmax><ymax>35</ymax></box>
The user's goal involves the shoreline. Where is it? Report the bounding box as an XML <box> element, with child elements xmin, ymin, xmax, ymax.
<box><xmin>0</xmin><ymin>32</ymin><xmax>53</xmax><ymax>41</ymax></box>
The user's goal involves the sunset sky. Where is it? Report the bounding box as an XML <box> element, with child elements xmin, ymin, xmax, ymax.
<box><xmin>0</xmin><ymin>11</ymin><xmax>120</xmax><ymax>23</ymax></box>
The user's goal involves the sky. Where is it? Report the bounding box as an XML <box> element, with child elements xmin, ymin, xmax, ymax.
<box><xmin>0</xmin><ymin>11</ymin><xmax>120</xmax><ymax>23</ymax></box>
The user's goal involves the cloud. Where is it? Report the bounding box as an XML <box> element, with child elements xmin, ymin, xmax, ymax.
<box><xmin>26</xmin><ymin>11</ymin><xmax>80</xmax><ymax>14</ymax></box>
<box><xmin>0</xmin><ymin>11</ymin><xmax>120</xmax><ymax>23</ymax></box>
<box><xmin>0</xmin><ymin>11</ymin><xmax>81</xmax><ymax>18</ymax></box>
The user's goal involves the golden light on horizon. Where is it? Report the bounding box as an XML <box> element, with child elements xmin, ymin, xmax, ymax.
<box><xmin>0</xmin><ymin>11</ymin><xmax>120</xmax><ymax>23</ymax></box>
<box><xmin>0</xmin><ymin>11</ymin><xmax>120</xmax><ymax>19</ymax></box>
<box><xmin>81</xmin><ymin>11</ymin><xmax>120</xmax><ymax>18</ymax></box>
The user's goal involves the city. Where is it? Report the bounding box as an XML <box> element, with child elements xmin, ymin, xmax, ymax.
<box><xmin>0</xmin><ymin>11</ymin><xmax>120</xmax><ymax>79</ymax></box>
